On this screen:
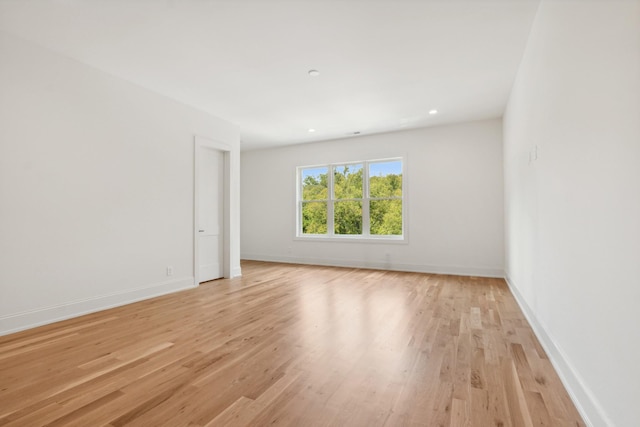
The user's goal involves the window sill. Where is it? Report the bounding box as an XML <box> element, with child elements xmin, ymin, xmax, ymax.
<box><xmin>294</xmin><ymin>234</ymin><xmax>408</xmax><ymax>244</ymax></box>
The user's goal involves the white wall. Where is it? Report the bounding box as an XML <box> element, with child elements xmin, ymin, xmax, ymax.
<box><xmin>242</xmin><ymin>120</ymin><xmax>504</xmax><ymax>277</ymax></box>
<box><xmin>0</xmin><ymin>32</ymin><xmax>241</xmax><ymax>335</ymax></box>
<box><xmin>503</xmin><ymin>1</ymin><xmax>640</xmax><ymax>426</ymax></box>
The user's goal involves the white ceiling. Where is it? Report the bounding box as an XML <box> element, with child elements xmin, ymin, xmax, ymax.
<box><xmin>0</xmin><ymin>0</ymin><xmax>540</xmax><ymax>150</ymax></box>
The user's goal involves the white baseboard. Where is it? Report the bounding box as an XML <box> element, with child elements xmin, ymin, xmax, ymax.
<box><xmin>504</xmin><ymin>274</ymin><xmax>611</xmax><ymax>427</ymax></box>
<box><xmin>0</xmin><ymin>276</ymin><xmax>196</xmax><ymax>337</ymax></box>
<box><xmin>231</xmin><ymin>266</ymin><xmax>242</xmax><ymax>278</ymax></box>
<box><xmin>241</xmin><ymin>253</ymin><xmax>503</xmax><ymax>278</ymax></box>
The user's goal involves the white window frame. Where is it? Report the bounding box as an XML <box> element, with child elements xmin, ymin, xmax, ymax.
<box><xmin>296</xmin><ymin>157</ymin><xmax>406</xmax><ymax>243</ymax></box>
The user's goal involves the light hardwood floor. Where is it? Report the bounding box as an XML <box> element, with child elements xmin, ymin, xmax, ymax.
<box><xmin>0</xmin><ymin>261</ymin><xmax>584</xmax><ymax>426</ymax></box>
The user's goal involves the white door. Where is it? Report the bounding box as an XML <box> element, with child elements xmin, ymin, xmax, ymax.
<box><xmin>198</xmin><ymin>147</ymin><xmax>224</xmax><ymax>282</ymax></box>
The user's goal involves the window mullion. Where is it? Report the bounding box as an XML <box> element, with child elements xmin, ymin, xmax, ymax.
<box><xmin>298</xmin><ymin>169</ymin><xmax>303</xmax><ymax>236</ymax></box>
<box><xmin>299</xmin><ymin>201</ymin><xmax>302</xmax><ymax>235</ymax></box>
<box><xmin>328</xmin><ymin>165</ymin><xmax>335</xmax><ymax>236</ymax></box>
<box><xmin>363</xmin><ymin>161</ymin><xmax>370</xmax><ymax>237</ymax></box>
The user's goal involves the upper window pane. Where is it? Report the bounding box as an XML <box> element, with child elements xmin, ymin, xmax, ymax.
<box><xmin>334</xmin><ymin>164</ymin><xmax>363</xmax><ymax>199</ymax></box>
<box><xmin>301</xmin><ymin>167</ymin><xmax>328</xmax><ymax>201</ymax></box>
<box><xmin>369</xmin><ymin>160</ymin><xmax>402</xmax><ymax>198</ymax></box>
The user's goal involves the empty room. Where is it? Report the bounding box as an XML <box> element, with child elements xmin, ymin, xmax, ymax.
<box><xmin>0</xmin><ymin>0</ymin><xmax>638</xmax><ymax>426</ymax></box>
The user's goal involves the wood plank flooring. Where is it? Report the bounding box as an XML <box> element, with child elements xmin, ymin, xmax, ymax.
<box><xmin>0</xmin><ymin>261</ymin><xmax>584</xmax><ymax>426</ymax></box>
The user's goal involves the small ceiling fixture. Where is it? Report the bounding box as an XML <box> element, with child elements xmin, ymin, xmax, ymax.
<box><xmin>308</xmin><ymin>128</ymin><xmax>316</xmax><ymax>133</ymax></box>
<box><xmin>353</xmin><ymin>131</ymin><xmax>361</xmax><ymax>135</ymax></box>
<box><xmin>308</xmin><ymin>69</ymin><xmax>320</xmax><ymax>77</ymax></box>
<box><xmin>429</xmin><ymin>109</ymin><xmax>438</xmax><ymax>115</ymax></box>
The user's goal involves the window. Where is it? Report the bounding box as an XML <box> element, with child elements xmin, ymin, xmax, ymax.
<box><xmin>300</xmin><ymin>166</ymin><xmax>329</xmax><ymax>234</ymax></box>
<box><xmin>297</xmin><ymin>158</ymin><xmax>404</xmax><ymax>239</ymax></box>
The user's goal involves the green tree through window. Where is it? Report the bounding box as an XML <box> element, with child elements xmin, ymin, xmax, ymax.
<box><xmin>334</xmin><ymin>164</ymin><xmax>363</xmax><ymax>235</ymax></box>
<box><xmin>298</xmin><ymin>159</ymin><xmax>403</xmax><ymax>238</ymax></box>
<box><xmin>369</xmin><ymin>161</ymin><xmax>403</xmax><ymax>235</ymax></box>
<box><xmin>300</xmin><ymin>167</ymin><xmax>328</xmax><ymax>234</ymax></box>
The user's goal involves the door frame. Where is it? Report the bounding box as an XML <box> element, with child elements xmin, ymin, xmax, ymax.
<box><xmin>194</xmin><ymin>135</ymin><xmax>232</xmax><ymax>284</ymax></box>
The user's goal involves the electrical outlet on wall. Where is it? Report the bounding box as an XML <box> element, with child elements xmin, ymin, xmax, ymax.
<box><xmin>167</xmin><ymin>266</ymin><xmax>173</xmax><ymax>276</ymax></box>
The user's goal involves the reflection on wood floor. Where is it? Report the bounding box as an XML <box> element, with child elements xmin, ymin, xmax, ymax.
<box><xmin>0</xmin><ymin>260</ymin><xmax>584</xmax><ymax>426</ymax></box>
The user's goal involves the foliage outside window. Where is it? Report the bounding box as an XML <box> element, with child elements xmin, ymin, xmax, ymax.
<box><xmin>298</xmin><ymin>159</ymin><xmax>403</xmax><ymax>239</ymax></box>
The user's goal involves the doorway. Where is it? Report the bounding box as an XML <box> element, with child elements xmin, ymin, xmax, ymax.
<box><xmin>194</xmin><ymin>136</ymin><xmax>231</xmax><ymax>284</ymax></box>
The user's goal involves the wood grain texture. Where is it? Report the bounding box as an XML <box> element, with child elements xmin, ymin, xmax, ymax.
<box><xmin>0</xmin><ymin>261</ymin><xmax>584</xmax><ymax>426</ymax></box>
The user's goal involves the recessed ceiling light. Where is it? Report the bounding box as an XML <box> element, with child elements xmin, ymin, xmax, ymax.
<box><xmin>353</xmin><ymin>131</ymin><xmax>361</xmax><ymax>135</ymax></box>
<box><xmin>308</xmin><ymin>128</ymin><xmax>316</xmax><ymax>133</ymax></box>
<box><xmin>308</xmin><ymin>69</ymin><xmax>320</xmax><ymax>77</ymax></box>
<box><xmin>429</xmin><ymin>109</ymin><xmax>438</xmax><ymax>115</ymax></box>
